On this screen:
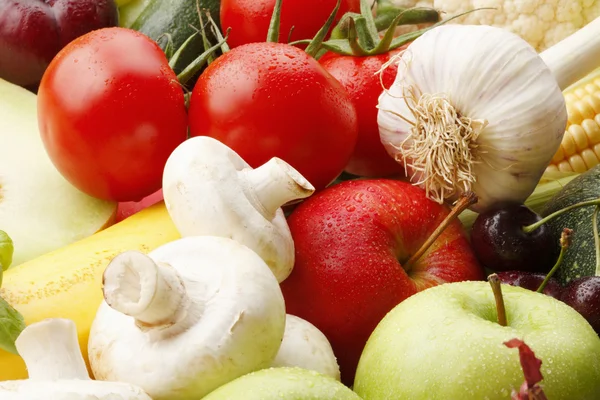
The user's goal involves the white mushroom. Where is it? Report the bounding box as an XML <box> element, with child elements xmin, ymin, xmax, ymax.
<box><xmin>162</xmin><ymin>136</ymin><xmax>315</xmax><ymax>283</ymax></box>
<box><xmin>272</xmin><ymin>314</ymin><xmax>341</xmax><ymax>381</ymax></box>
<box><xmin>88</xmin><ymin>236</ymin><xmax>286</xmax><ymax>400</ymax></box>
<box><xmin>0</xmin><ymin>318</ymin><xmax>151</xmax><ymax>400</ymax></box>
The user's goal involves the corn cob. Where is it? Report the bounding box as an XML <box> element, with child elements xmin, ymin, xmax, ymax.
<box><xmin>547</xmin><ymin>68</ymin><xmax>600</xmax><ymax>173</ymax></box>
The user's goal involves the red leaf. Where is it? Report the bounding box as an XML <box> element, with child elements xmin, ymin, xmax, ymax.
<box><xmin>505</xmin><ymin>338</ymin><xmax>548</xmax><ymax>400</ymax></box>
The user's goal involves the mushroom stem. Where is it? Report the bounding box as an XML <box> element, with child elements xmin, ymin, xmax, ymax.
<box><xmin>103</xmin><ymin>251</ymin><xmax>191</xmax><ymax>328</ymax></box>
<box><xmin>240</xmin><ymin>157</ymin><xmax>315</xmax><ymax>219</ymax></box>
<box><xmin>15</xmin><ymin>319</ymin><xmax>90</xmax><ymax>381</ymax></box>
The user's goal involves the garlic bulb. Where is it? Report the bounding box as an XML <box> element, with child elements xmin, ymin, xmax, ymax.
<box><xmin>378</xmin><ymin>20</ymin><xmax>600</xmax><ymax>212</ymax></box>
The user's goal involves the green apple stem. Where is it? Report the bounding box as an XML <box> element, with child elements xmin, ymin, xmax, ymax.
<box><xmin>488</xmin><ymin>274</ymin><xmax>507</xmax><ymax>327</ymax></box>
<box><xmin>403</xmin><ymin>191</ymin><xmax>478</xmax><ymax>271</ymax></box>
<box><xmin>536</xmin><ymin>228</ymin><xmax>572</xmax><ymax>293</ymax></box>
<box><xmin>522</xmin><ymin>197</ymin><xmax>600</xmax><ymax>233</ymax></box>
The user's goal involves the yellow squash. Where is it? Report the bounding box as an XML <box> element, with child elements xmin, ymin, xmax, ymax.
<box><xmin>0</xmin><ymin>202</ymin><xmax>179</xmax><ymax>380</ymax></box>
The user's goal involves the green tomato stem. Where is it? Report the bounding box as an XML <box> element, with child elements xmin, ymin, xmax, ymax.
<box><xmin>523</xmin><ymin>198</ymin><xmax>600</xmax><ymax>233</ymax></box>
<box><xmin>266</xmin><ymin>0</ymin><xmax>284</xmax><ymax>43</ymax></box>
<box><xmin>176</xmin><ymin>31</ymin><xmax>230</xmax><ymax>85</ymax></box>
<box><xmin>305</xmin><ymin>0</ymin><xmax>342</xmax><ymax>58</ymax></box>
<box><xmin>536</xmin><ymin>228</ymin><xmax>572</xmax><ymax>293</ymax></box>
<box><xmin>374</xmin><ymin>5</ymin><xmax>440</xmax><ymax>32</ymax></box>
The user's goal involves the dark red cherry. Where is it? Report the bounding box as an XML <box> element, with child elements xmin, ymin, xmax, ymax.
<box><xmin>495</xmin><ymin>270</ymin><xmax>563</xmax><ymax>299</ymax></box>
<box><xmin>471</xmin><ymin>204</ymin><xmax>560</xmax><ymax>273</ymax></box>
<box><xmin>561</xmin><ymin>276</ymin><xmax>600</xmax><ymax>335</ymax></box>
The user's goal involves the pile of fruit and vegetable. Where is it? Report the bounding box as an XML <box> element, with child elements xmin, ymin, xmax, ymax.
<box><xmin>2</xmin><ymin>0</ymin><xmax>600</xmax><ymax>398</ymax></box>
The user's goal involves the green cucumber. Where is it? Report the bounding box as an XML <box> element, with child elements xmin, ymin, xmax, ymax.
<box><xmin>121</xmin><ymin>0</ymin><xmax>221</xmax><ymax>80</ymax></box>
<box><xmin>542</xmin><ymin>165</ymin><xmax>600</xmax><ymax>284</ymax></box>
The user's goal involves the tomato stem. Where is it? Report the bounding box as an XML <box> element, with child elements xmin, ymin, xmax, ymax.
<box><xmin>374</xmin><ymin>3</ymin><xmax>439</xmax><ymax>31</ymax></box>
<box><xmin>304</xmin><ymin>0</ymin><xmax>342</xmax><ymax>58</ymax></box>
<box><xmin>169</xmin><ymin>32</ymin><xmax>199</xmax><ymax>71</ymax></box>
<box><xmin>266</xmin><ymin>0</ymin><xmax>284</xmax><ymax>43</ymax></box>
<box><xmin>196</xmin><ymin>1</ymin><xmax>216</xmax><ymax>64</ymax></box>
<box><xmin>176</xmin><ymin>30</ymin><xmax>230</xmax><ymax>85</ymax></box>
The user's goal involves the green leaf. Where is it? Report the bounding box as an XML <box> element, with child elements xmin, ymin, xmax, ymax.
<box><xmin>0</xmin><ymin>231</ymin><xmax>13</xmax><ymax>273</ymax></box>
<box><xmin>0</xmin><ymin>296</ymin><xmax>25</xmax><ymax>355</ymax></box>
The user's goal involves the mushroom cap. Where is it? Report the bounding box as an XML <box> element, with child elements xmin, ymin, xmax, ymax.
<box><xmin>0</xmin><ymin>380</ymin><xmax>152</xmax><ymax>400</ymax></box>
<box><xmin>88</xmin><ymin>236</ymin><xmax>286</xmax><ymax>400</ymax></box>
<box><xmin>162</xmin><ymin>136</ymin><xmax>296</xmax><ymax>282</ymax></box>
<box><xmin>273</xmin><ymin>315</ymin><xmax>340</xmax><ymax>380</ymax></box>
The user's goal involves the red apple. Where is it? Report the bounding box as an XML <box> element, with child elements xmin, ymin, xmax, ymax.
<box><xmin>280</xmin><ymin>179</ymin><xmax>484</xmax><ymax>385</ymax></box>
<box><xmin>0</xmin><ymin>0</ymin><xmax>118</xmax><ymax>90</ymax></box>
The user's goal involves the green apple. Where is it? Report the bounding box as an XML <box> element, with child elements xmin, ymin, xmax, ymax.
<box><xmin>0</xmin><ymin>78</ymin><xmax>117</xmax><ymax>266</ymax></box>
<box><xmin>202</xmin><ymin>367</ymin><xmax>361</xmax><ymax>400</ymax></box>
<box><xmin>354</xmin><ymin>281</ymin><xmax>600</xmax><ymax>399</ymax></box>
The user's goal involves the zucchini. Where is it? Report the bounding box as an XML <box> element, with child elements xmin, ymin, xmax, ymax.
<box><xmin>541</xmin><ymin>165</ymin><xmax>600</xmax><ymax>284</ymax></box>
<box><xmin>121</xmin><ymin>0</ymin><xmax>221</xmax><ymax>83</ymax></box>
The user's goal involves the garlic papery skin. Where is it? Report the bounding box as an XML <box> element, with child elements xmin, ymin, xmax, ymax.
<box><xmin>88</xmin><ymin>236</ymin><xmax>286</xmax><ymax>400</ymax></box>
<box><xmin>163</xmin><ymin>136</ymin><xmax>315</xmax><ymax>283</ymax></box>
<box><xmin>0</xmin><ymin>318</ymin><xmax>151</xmax><ymax>400</ymax></box>
<box><xmin>377</xmin><ymin>23</ymin><xmax>595</xmax><ymax>212</ymax></box>
<box><xmin>272</xmin><ymin>315</ymin><xmax>341</xmax><ymax>381</ymax></box>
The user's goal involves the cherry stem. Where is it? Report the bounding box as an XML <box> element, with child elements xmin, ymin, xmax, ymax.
<box><xmin>403</xmin><ymin>191</ymin><xmax>478</xmax><ymax>271</ymax></box>
<box><xmin>593</xmin><ymin>206</ymin><xmax>600</xmax><ymax>276</ymax></box>
<box><xmin>488</xmin><ymin>274</ymin><xmax>508</xmax><ymax>327</ymax></box>
<box><xmin>536</xmin><ymin>228</ymin><xmax>572</xmax><ymax>293</ymax></box>
<box><xmin>523</xmin><ymin>198</ymin><xmax>600</xmax><ymax>233</ymax></box>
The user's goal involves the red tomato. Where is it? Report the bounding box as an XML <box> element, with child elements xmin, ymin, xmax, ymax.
<box><xmin>188</xmin><ymin>42</ymin><xmax>358</xmax><ymax>191</ymax></box>
<box><xmin>320</xmin><ymin>49</ymin><xmax>406</xmax><ymax>177</ymax></box>
<box><xmin>115</xmin><ymin>189</ymin><xmax>164</xmax><ymax>222</ymax></box>
<box><xmin>37</xmin><ymin>27</ymin><xmax>188</xmax><ymax>202</ymax></box>
<box><xmin>220</xmin><ymin>0</ymin><xmax>360</xmax><ymax>48</ymax></box>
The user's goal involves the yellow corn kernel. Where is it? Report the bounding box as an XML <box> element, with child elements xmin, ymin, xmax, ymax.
<box><xmin>568</xmin><ymin>124</ymin><xmax>589</xmax><ymax>151</ymax></box>
<box><xmin>557</xmin><ymin>160</ymin><xmax>574</xmax><ymax>173</ymax></box>
<box><xmin>567</xmin><ymin>154</ymin><xmax>587</xmax><ymax>172</ymax></box>
<box><xmin>582</xmin><ymin>148</ymin><xmax>600</xmax><ymax>169</ymax></box>
<box><xmin>547</xmin><ymin>68</ymin><xmax>600</xmax><ymax>175</ymax></box>
<box><xmin>551</xmin><ymin>145</ymin><xmax>565</xmax><ymax>163</ymax></box>
<box><xmin>583</xmin><ymin>119</ymin><xmax>600</xmax><ymax>144</ymax></box>
<box><xmin>561</xmin><ymin>131</ymin><xmax>578</xmax><ymax>157</ymax></box>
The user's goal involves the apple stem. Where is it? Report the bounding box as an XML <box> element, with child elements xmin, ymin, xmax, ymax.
<box><xmin>536</xmin><ymin>228</ymin><xmax>572</xmax><ymax>293</ymax></box>
<box><xmin>403</xmin><ymin>191</ymin><xmax>478</xmax><ymax>271</ymax></box>
<box><xmin>488</xmin><ymin>273</ymin><xmax>508</xmax><ymax>327</ymax></box>
<box><xmin>522</xmin><ymin>197</ymin><xmax>600</xmax><ymax>233</ymax></box>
